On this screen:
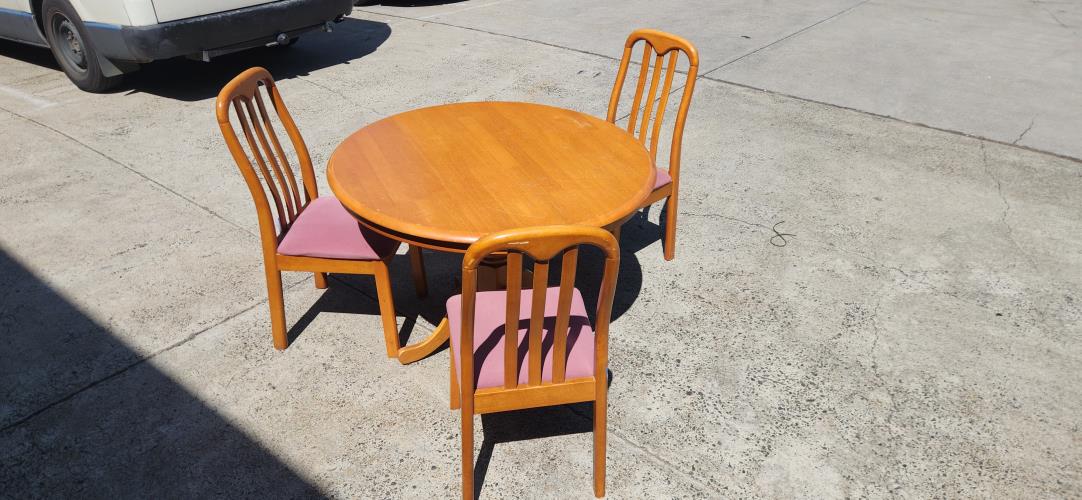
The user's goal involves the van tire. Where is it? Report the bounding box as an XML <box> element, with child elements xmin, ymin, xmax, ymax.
<box><xmin>42</xmin><ymin>0</ymin><xmax>122</xmax><ymax>92</ymax></box>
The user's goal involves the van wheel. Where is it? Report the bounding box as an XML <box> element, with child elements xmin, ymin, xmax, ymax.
<box><xmin>42</xmin><ymin>0</ymin><xmax>122</xmax><ymax>92</ymax></box>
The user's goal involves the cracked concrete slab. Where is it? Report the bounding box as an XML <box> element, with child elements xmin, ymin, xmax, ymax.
<box><xmin>1</xmin><ymin>1</ymin><xmax>1080</xmax><ymax>498</ymax></box>
<box><xmin>713</xmin><ymin>0</ymin><xmax>1082</xmax><ymax>159</ymax></box>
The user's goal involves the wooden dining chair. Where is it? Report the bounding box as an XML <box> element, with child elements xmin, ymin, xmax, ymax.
<box><xmin>215</xmin><ymin>67</ymin><xmax>427</xmax><ymax>355</ymax></box>
<box><xmin>607</xmin><ymin>29</ymin><xmax>700</xmax><ymax>261</ymax></box>
<box><xmin>446</xmin><ymin>225</ymin><xmax>620</xmax><ymax>499</ymax></box>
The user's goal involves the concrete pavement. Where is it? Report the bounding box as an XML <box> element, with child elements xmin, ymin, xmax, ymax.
<box><xmin>1</xmin><ymin>1</ymin><xmax>1079</xmax><ymax>497</ymax></box>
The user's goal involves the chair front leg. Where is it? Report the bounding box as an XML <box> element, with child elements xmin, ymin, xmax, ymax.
<box><xmin>373</xmin><ymin>262</ymin><xmax>400</xmax><ymax>358</ymax></box>
<box><xmin>314</xmin><ymin>272</ymin><xmax>328</xmax><ymax>289</ymax></box>
<box><xmin>265</xmin><ymin>264</ymin><xmax>289</xmax><ymax>350</ymax></box>
<box><xmin>593</xmin><ymin>386</ymin><xmax>607</xmax><ymax>498</ymax></box>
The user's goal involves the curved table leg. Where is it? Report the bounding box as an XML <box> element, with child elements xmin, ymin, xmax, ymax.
<box><xmin>395</xmin><ymin>254</ymin><xmax>529</xmax><ymax>365</ymax></box>
<box><xmin>397</xmin><ymin>317</ymin><xmax>449</xmax><ymax>365</ymax></box>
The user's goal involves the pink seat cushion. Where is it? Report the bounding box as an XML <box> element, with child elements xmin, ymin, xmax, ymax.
<box><xmin>654</xmin><ymin>168</ymin><xmax>672</xmax><ymax>189</ymax></box>
<box><xmin>277</xmin><ymin>197</ymin><xmax>399</xmax><ymax>260</ymax></box>
<box><xmin>448</xmin><ymin>287</ymin><xmax>596</xmax><ymax>390</ymax></box>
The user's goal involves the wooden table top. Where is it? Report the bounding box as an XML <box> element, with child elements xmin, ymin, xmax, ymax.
<box><xmin>327</xmin><ymin>101</ymin><xmax>656</xmax><ymax>252</ymax></box>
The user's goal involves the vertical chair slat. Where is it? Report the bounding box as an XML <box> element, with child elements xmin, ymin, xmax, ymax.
<box><xmin>637</xmin><ymin>52</ymin><xmax>665</xmax><ymax>145</ymax></box>
<box><xmin>253</xmin><ymin>86</ymin><xmax>303</xmax><ymax>218</ymax></box>
<box><xmin>234</xmin><ymin>98</ymin><xmax>287</xmax><ymax>232</ymax></box>
<box><xmin>625</xmin><ymin>43</ymin><xmax>652</xmax><ymax>135</ymax></box>
<box><xmin>606</xmin><ymin>46</ymin><xmax>635</xmax><ymax>123</ymax></box>
<box><xmin>244</xmin><ymin>95</ymin><xmax>297</xmax><ymax>225</ymax></box>
<box><xmin>551</xmin><ymin>247</ymin><xmax>578</xmax><ymax>383</ymax></box>
<box><xmin>527</xmin><ymin>260</ymin><xmax>549</xmax><ymax>386</ymax></box>
<box><xmin>649</xmin><ymin>51</ymin><xmax>679</xmax><ymax>162</ymax></box>
<box><xmin>503</xmin><ymin>252</ymin><xmax>523</xmax><ymax>389</ymax></box>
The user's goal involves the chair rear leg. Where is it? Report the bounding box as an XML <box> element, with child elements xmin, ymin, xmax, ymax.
<box><xmin>314</xmin><ymin>272</ymin><xmax>328</xmax><ymax>289</ymax></box>
<box><xmin>373</xmin><ymin>263</ymin><xmax>400</xmax><ymax>358</ymax></box>
<box><xmin>265</xmin><ymin>266</ymin><xmax>289</xmax><ymax>350</ymax></box>
<box><xmin>593</xmin><ymin>391</ymin><xmax>607</xmax><ymax>497</ymax></box>
<box><xmin>409</xmin><ymin>245</ymin><xmax>428</xmax><ymax>298</ymax></box>
<box><xmin>663</xmin><ymin>194</ymin><xmax>678</xmax><ymax>261</ymax></box>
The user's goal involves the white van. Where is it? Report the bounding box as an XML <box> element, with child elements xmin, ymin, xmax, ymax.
<box><xmin>0</xmin><ymin>0</ymin><xmax>355</xmax><ymax>92</ymax></box>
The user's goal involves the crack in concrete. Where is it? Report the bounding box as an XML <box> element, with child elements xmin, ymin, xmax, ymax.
<box><xmin>564</xmin><ymin>404</ymin><xmax>719</xmax><ymax>492</ymax></box>
<box><xmin>0</xmin><ymin>106</ymin><xmax>257</xmax><ymax>240</ymax></box>
<box><xmin>867</xmin><ymin>284</ymin><xmax>903</xmax><ymax>499</ymax></box>
<box><xmin>979</xmin><ymin>141</ymin><xmax>1039</xmax><ymax>272</ymax></box>
<box><xmin>294</xmin><ymin>75</ymin><xmax>383</xmax><ymax>117</ymax></box>
<box><xmin>1032</xmin><ymin>0</ymin><xmax>1071</xmax><ymax>29</ymax></box>
<box><xmin>0</xmin><ymin>275</ymin><xmax>310</xmax><ymax>434</ymax></box>
<box><xmin>701</xmin><ymin>75</ymin><xmax>1082</xmax><ymax>164</ymax></box>
<box><xmin>1011</xmin><ymin>116</ymin><xmax>1036</xmax><ymax>145</ymax></box>
<box><xmin>700</xmin><ymin>0</ymin><xmax>872</xmax><ymax>78</ymax></box>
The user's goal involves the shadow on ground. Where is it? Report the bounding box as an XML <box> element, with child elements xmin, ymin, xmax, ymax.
<box><xmin>296</xmin><ymin>225</ymin><xmax>652</xmax><ymax>356</ymax></box>
<box><xmin>361</xmin><ymin>1</ymin><xmax>467</xmax><ymax>6</ymax></box>
<box><xmin>0</xmin><ymin>17</ymin><xmax>390</xmax><ymax>102</ymax></box>
<box><xmin>0</xmin><ymin>247</ymin><xmax>325</xmax><ymax>497</ymax></box>
<box><xmin>473</xmin><ymin>403</ymin><xmax>596</xmax><ymax>498</ymax></box>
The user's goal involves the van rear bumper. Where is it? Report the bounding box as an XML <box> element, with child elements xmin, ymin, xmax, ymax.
<box><xmin>85</xmin><ymin>0</ymin><xmax>354</xmax><ymax>63</ymax></box>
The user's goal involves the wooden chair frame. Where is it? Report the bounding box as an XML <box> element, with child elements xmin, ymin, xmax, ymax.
<box><xmin>607</xmin><ymin>29</ymin><xmax>700</xmax><ymax>260</ymax></box>
<box><xmin>215</xmin><ymin>67</ymin><xmax>427</xmax><ymax>354</ymax></box>
<box><xmin>449</xmin><ymin>225</ymin><xmax>620</xmax><ymax>499</ymax></box>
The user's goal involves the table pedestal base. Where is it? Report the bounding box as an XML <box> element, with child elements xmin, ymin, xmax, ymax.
<box><xmin>395</xmin><ymin>254</ymin><xmax>531</xmax><ymax>364</ymax></box>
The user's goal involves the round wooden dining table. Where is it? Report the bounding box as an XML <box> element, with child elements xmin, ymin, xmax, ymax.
<box><xmin>327</xmin><ymin>101</ymin><xmax>655</xmax><ymax>363</ymax></box>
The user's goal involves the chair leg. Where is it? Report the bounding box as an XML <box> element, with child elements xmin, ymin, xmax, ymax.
<box><xmin>610</xmin><ymin>223</ymin><xmax>621</xmax><ymax>244</ymax></box>
<box><xmin>409</xmin><ymin>245</ymin><xmax>428</xmax><ymax>298</ymax></box>
<box><xmin>662</xmin><ymin>194</ymin><xmax>678</xmax><ymax>261</ymax></box>
<box><xmin>313</xmin><ymin>272</ymin><xmax>328</xmax><ymax>289</ymax></box>
<box><xmin>265</xmin><ymin>266</ymin><xmax>288</xmax><ymax>350</ymax></box>
<box><xmin>593</xmin><ymin>388</ymin><xmax>607</xmax><ymax>498</ymax></box>
<box><xmin>462</xmin><ymin>406</ymin><xmax>474</xmax><ymax>500</ymax></box>
<box><xmin>450</xmin><ymin>349</ymin><xmax>461</xmax><ymax>410</ymax></box>
<box><xmin>373</xmin><ymin>262</ymin><xmax>400</xmax><ymax>358</ymax></box>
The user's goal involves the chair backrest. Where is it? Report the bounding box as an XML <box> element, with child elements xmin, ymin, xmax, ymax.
<box><xmin>216</xmin><ymin>67</ymin><xmax>318</xmax><ymax>246</ymax></box>
<box><xmin>459</xmin><ymin>226</ymin><xmax>621</xmax><ymax>395</ymax></box>
<box><xmin>606</xmin><ymin>29</ymin><xmax>699</xmax><ymax>175</ymax></box>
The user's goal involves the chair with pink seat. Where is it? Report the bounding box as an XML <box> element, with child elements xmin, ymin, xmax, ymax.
<box><xmin>607</xmin><ymin>29</ymin><xmax>699</xmax><ymax>261</ymax></box>
<box><xmin>216</xmin><ymin>67</ymin><xmax>427</xmax><ymax>355</ymax></box>
<box><xmin>447</xmin><ymin>225</ymin><xmax>620</xmax><ymax>499</ymax></box>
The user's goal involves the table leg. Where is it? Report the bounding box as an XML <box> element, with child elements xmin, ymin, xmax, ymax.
<box><xmin>395</xmin><ymin>254</ymin><xmax>530</xmax><ymax>365</ymax></box>
<box><xmin>397</xmin><ymin>318</ymin><xmax>449</xmax><ymax>364</ymax></box>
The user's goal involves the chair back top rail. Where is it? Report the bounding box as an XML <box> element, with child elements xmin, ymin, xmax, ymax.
<box><xmin>606</xmin><ymin>29</ymin><xmax>699</xmax><ymax>178</ymax></box>
<box><xmin>216</xmin><ymin>67</ymin><xmax>319</xmax><ymax>246</ymax></box>
<box><xmin>459</xmin><ymin>226</ymin><xmax>620</xmax><ymax>396</ymax></box>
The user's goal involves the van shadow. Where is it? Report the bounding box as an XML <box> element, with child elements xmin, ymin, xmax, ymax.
<box><xmin>124</xmin><ymin>17</ymin><xmax>391</xmax><ymax>101</ymax></box>
<box><xmin>0</xmin><ymin>18</ymin><xmax>389</xmax><ymax>102</ymax></box>
<box><xmin>0</xmin><ymin>248</ymin><xmax>326</xmax><ymax>497</ymax></box>
<box><xmin>361</xmin><ymin>1</ymin><xmax>468</xmax><ymax>6</ymax></box>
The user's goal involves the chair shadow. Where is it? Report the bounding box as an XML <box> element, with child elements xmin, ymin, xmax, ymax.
<box><xmin>468</xmin><ymin>369</ymin><xmax>611</xmax><ymax>500</ymax></box>
<box><xmin>472</xmin><ymin>402</ymin><xmax>595</xmax><ymax>499</ymax></box>
<box><xmin>0</xmin><ymin>17</ymin><xmax>391</xmax><ymax>102</ymax></box>
<box><xmin>287</xmin><ymin>248</ymin><xmax>459</xmax><ymax>348</ymax></box>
